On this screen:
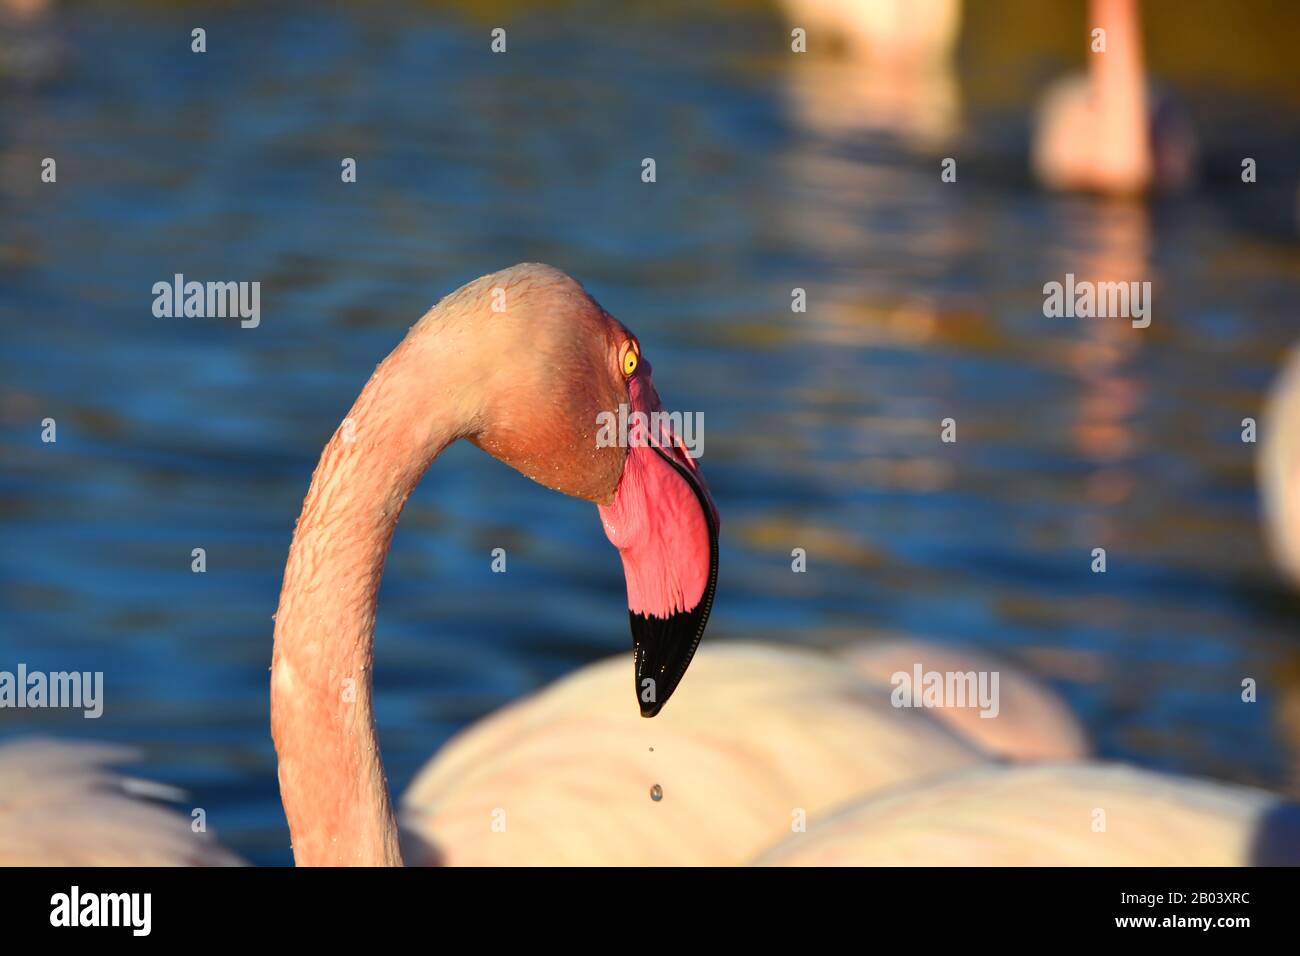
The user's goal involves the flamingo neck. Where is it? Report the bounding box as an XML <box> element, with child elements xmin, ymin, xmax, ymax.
<box><xmin>270</xmin><ymin>333</ymin><xmax>466</xmax><ymax>866</ymax></box>
<box><xmin>1089</xmin><ymin>0</ymin><xmax>1151</xmax><ymax>187</ymax></box>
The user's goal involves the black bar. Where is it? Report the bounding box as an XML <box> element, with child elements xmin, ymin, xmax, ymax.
<box><xmin>0</xmin><ymin>866</ymin><xmax>1284</xmax><ymax>942</ymax></box>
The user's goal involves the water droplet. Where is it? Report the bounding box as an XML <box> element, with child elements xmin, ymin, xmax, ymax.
<box><xmin>650</xmin><ymin>783</ymin><xmax>663</xmax><ymax>802</ymax></box>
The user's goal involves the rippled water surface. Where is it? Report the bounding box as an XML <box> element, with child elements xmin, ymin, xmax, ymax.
<box><xmin>3</xmin><ymin>2</ymin><xmax>1300</xmax><ymax>865</ymax></box>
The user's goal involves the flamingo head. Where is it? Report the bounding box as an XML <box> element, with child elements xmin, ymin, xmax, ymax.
<box><xmin>457</xmin><ymin>264</ymin><xmax>719</xmax><ymax>717</ymax></box>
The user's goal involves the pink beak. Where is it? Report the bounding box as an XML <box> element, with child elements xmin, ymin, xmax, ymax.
<box><xmin>597</xmin><ymin>359</ymin><xmax>719</xmax><ymax>716</ymax></box>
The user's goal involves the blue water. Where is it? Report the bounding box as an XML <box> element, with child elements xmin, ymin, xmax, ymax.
<box><xmin>3</xmin><ymin>2</ymin><xmax>1300</xmax><ymax>865</ymax></box>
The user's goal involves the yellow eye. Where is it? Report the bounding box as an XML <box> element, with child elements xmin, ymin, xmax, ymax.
<box><xmin>622</xmin><ymin>349</ymin><xmax>639</xmax><ymax>377</ymax></box>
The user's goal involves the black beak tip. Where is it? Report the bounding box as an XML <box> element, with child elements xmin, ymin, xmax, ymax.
<box><xmin>630</xmin><ymin>601</ymin><xmax>712</xmax><ymax>719</ymax></box>
<box><xmin>627</xmin><ymin>444</ymin><xmax>720</xmax><ymax>718</ymax></box>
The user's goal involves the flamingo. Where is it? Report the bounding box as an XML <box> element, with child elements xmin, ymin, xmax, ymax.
<box><xmin>1032</xmin><ymin>0</ymin><xmax>1196</xmax><ymax>195</ymax></box>
<box><xmin>0</xmin><ymin>737</ymin><xmax>241</xmax><ymax>865</ymax></box>
<box><xmin>753</xmin><ymin>762</ymin><xmax>1300</xmax><ymax>865</ymax></box>
<box><xmin>269</xmin><ymin>263</ymin><xmax>1090</xmax><ymax>866</ymax></box>
<box><xmin>777</xmin><ymin>0</ymin><xmax>962</xmax><ymax>68</ymax></box>
<box><xmin>777</xmin><ymin>0</ymin><xmax>963</xmax><ymax>148</ymax></box>
<box><xmin>1260</xmin><ymin>344</ymin><xmax>1300</xmax><ymax>588</ymax></box>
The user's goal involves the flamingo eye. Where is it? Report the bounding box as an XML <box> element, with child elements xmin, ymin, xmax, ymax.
<box><xmin>622</xmin><ymin>348</ymin><xmax>639</xmax><ymax>377</ymax></box>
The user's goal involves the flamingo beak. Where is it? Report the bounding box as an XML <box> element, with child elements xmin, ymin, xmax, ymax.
<box><xmin>597</xmin><ymin>368</ymin><xmax>719</xmax><ymax>717</ymax></box>
<box><xmin>627</xmin><ymin>444</ymin><xmax>718</xmax><ymax>717</ymax></box>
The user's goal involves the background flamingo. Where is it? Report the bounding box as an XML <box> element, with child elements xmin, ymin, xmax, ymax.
<box><xmin>1260</xmin><ymin>344</ymin><xmax>1300</xmax><ymax>588</ymax></box>
<box><xmin>777</xmin><ymin>0</ymin><xmax>963</xmax><ymax>148</ymax></box>
<box><xmin>753</xmin><ymin>762</ymin><xmax>1300</xmax><ymax>865</ymax></box>
<box><xmin>777</xmin><ymin>0</ymin><xmax>962</xmax><ymax>68</ymax></box>
<box><xmin>400</xmin><ymin>638</ymin><xmax>1086</xmax><ymax>865</ymax></box>
<box><xmin>1032</xmin><ymin>0</ymin><xmax>1196</xmax><ymax>194</ymax></box>
<box><xmin>0</xmin><ymin>738</ymin><xmax>241</xmax><ymax>865</ymax></box>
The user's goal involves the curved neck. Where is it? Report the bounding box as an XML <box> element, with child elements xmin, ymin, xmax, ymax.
<box><xmin>270</xmin><ymin>332</ymin><xmax>468</xmax><ymax>866</ymax></box>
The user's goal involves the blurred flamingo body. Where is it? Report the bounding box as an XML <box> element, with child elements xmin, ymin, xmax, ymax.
<box><xmin>755</xmin><ymin>762</ymin><xmax>1299</xmax><ymax>866</ymax></box>
<box><xmin>0</xmin><ymin>738</ymin><xmax>241</xmax><ymax>866</ymax></box>
<box><xmin>779</xmin><ymin>0</ymin><xmax>961</xmax><ymax>67</ymax></box>
<box><xmin>399</xmin><ymin>639</ymin><xmax>1089</xmax><ymax>865</ymax></box>
<box><xmin>778</xmin><ymin>0</ymin><xmax>963</xmax><ymax>147</ymax></box>
<box><xmin>1260</xmin><ymin>344</ymin><xmax>1300</xmax><ymax>587</ymax></box>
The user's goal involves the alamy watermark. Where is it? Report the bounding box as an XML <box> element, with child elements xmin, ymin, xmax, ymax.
<box><xmin>596</xmin><ymin>404</ymin><xmax>704</xmax><ymax>459</ymax></box>
<box><xmin>50</xmin><ymin>886</ymin><xmax>150</xmax><ymax>936</ymax></box>
<box><xmin>0</xmin><ymin>664</ymin><xmax>103</xmax><ymax>718</ymax></box>
<box><xmin>152</xmin><ymin>274</ymin><xmax>260</xmax><ymax>328</ymax></box>
<box><xmin>890</xmin><ymin>663</ymin><xmax>1000</xmax><ymax>718</ymax></box>
<box><xmin>1043</xmin><ymin>273</ymin><xmax>1151</xmax><ymax>329</ymax></box>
